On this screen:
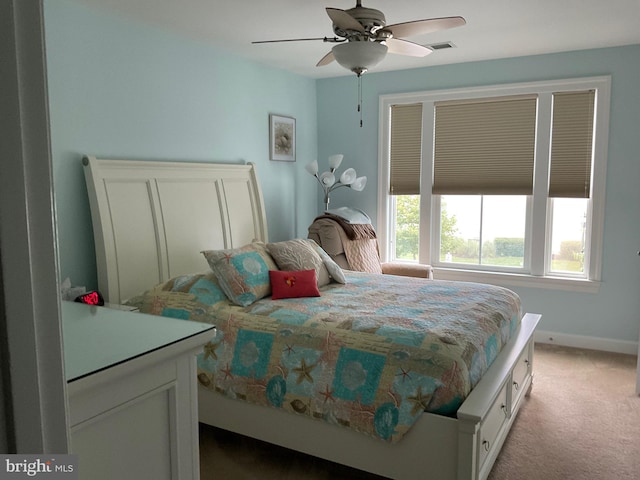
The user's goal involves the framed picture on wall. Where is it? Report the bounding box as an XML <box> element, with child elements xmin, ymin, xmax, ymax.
<box><xmin>269</xmin><ymin>114</ymin><xmax>296</xmax><ymax>161</ymax></box>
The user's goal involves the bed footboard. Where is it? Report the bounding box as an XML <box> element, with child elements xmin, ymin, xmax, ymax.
<box><xmin>457</xmin><ymin>312</ymin><xmax>540</xmax><ymax>480</ymax></box>
<box><xmin>198</xmin><ymin>313</ymin><xmax>540</xmax><ymax>480</ymax></box>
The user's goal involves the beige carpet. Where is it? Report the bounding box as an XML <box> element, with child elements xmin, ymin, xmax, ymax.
<box><xmin>199</xmin><ymin>344</ymin><xmax>640</xmax><ymax>479</ymax></box>
<box><xmin>489</xmin><ymin>344</ymin><xmax>640</xmax><ymax>480</ymax></box>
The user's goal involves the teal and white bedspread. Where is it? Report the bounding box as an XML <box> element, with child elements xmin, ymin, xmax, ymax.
<box><xmin>127</xmin><ymin>271</ymin><xmax>521</xmax><ymax>443</ymax></box>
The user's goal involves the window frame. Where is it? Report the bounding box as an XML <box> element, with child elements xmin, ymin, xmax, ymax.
<box><xmin>433</xmin><ymin>194</ymin><xmax>533</xmax><ymax>273</ymax></box>
<box><xmin>378</xmin><ymin>77</ymin><xmax>610</xmax><ymax>293</ymax></box>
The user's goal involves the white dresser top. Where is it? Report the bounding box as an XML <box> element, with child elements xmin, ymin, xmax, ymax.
<box><xmin>63</xmin><ymin>301</ymin><xmax>215</xmax><ymax>382</ymax></box>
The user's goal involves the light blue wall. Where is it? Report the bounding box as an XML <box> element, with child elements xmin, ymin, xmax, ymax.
<box><xmin>44</xmin><ymin>0</ymin><xmax>640</xmax><ymax>347</ymax></box>
<box><xmin>317</xmin><ymin>45</ymin><xmax>640</xmax><ymax>346</ymax></box>
<box><xmin>44</xmin><ymin>0</ymin><xmax>318</xmax><ymax>291</ymax></box>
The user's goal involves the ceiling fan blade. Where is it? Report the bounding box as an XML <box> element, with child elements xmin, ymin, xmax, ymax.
<box><xmin>385</xmin><ymin>38</ymin><xmax>432</xmax><ymax>57</ymax></box>
<box><xmin>385</xmin><ymin>16</ymin><xmax>466</xmax><ymax>38</ymax></box>
<box><xmin>316</xmin><ymin>51</ymin><xmax>335</xmax><ymax>67</ymax></box>
<box><xmin>326</xmin><ymin>7</ymin><xmax>365</xmax><ymax>33</ymax></box>
<box><xmin>252</xmin><ymin>37</ymin><xmax>332</xmax><ymax>44</ymax></box>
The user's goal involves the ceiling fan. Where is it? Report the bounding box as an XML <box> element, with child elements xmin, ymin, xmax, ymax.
<box><xmin>253</xmin><ymin>0</ymin><xmax>466</xmax><ymax>76</ymax></box>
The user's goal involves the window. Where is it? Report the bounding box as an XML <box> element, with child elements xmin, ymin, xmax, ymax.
<box><xmin>379</xmin><ymin>78</ymin><xmax>610</xmax><ymax>292</ymax></box>
<box><xmin>438</xmin><ymin>195</ymin><xmax>528</xmax><ymax>269</ymax></box>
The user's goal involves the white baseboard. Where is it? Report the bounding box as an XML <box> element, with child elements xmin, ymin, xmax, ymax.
<box><xmin>535</xmin><ymin>330</ymin><xmax>637</xmax><ymax>356</ymax></box>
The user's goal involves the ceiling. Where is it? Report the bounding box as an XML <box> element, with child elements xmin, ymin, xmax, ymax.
<box><xmin>72</xmin><ymin>0</ymin><xmax>640</xmax><ymax>78</ymax></box>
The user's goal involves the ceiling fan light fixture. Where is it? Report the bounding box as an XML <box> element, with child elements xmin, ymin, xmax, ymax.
<box><xmin>332</xmin><ymin>41</ymin><xmax>388</xmax><ymax>75</ymax></box>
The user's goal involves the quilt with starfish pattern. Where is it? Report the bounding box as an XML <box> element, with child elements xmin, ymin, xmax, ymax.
<box><xmin>127</xmin><ymin>270</ymin><xmax>521</xmax><ymax>443</ymax></box>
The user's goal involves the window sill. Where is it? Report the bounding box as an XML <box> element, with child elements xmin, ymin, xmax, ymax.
<box><xmin>432</xmin><ymin>267</ymin><xmax>601</xmax><ymax>294</ymax></box>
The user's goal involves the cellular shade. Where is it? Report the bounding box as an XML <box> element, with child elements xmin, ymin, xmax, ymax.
<box><xmin>389</xmin><ymin>103</ymin><xmax>423</xmax><ymax>195</ymax></box>
<box><xmin>433</xmin><ymin>95</ymin><xmax>537</xmax><ymax>195</ymax></box>
<box><xmin>548</xmin><ymin>90</ymin><xmax>596</xmax><ymax>198</ymax></box>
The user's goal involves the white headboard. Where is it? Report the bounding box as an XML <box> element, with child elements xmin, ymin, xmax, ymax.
<box><xmin>83</xmin><ymin>156</ymin><xmax>269</xmax><ymax>304</ymax></box>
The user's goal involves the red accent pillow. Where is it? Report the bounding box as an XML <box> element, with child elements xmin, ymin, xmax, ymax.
<box><xmin>269</xmin><ymin>270</ymin><xmax>321</xmax><ymax>300</ymax></box>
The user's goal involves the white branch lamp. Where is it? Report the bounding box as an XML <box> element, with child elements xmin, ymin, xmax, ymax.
<box><xmin>305</xmin><ymin>155</ymin><xmax>367</xmax><ymax>211</ymax></box>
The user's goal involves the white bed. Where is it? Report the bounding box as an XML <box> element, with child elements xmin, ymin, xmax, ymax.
<box><xmin>83</xmin><ymin>155</ymin><xmax>540</xmax><ymax>480</ymax></box>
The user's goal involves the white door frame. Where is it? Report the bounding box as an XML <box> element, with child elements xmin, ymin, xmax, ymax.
<box><xmin>0</xmin><ymin>0</ymin><xmax>69</xmax><ymax>453</ymax></box>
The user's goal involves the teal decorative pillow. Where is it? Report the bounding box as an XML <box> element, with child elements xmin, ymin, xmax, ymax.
<box><xmin>202</xmin><ymin>242</ymin><xmax>278</xmax><ymax>306</ymax></box>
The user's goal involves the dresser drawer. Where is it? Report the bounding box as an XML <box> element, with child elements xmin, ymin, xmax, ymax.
<box><xmin>511</xmin><ymin>342</ymin><xmax>531</xmax><ymax>406</ymax></box>
<box><xmin>479</xmin><ymin>382</ymin><xmax>509</xmax><ymax>468</ymax></box>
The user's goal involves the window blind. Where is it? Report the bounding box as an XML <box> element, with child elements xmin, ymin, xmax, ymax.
<box><xmin>389</xmin><ymin>103</ymin><xmax>423</xmax><ymax>195</ymax></box>
<box><xmin>548</xmin><ymin>90</ymin><xmax>596</xmax><ymax>198</ymax></box>
<box><xmin>433</xmin><ymin>95</ymin><xmax>538</xmax><ymax>195</ymax></box>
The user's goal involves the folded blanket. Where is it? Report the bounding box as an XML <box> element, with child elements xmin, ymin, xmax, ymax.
<box><xmin>313</xmin><ymin>214</ymin><xmax>377</xmax><ymax>240</ymax></box>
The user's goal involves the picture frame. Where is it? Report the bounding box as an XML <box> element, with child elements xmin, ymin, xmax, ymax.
<box><xmin>269</xmin><ymin>114</ymin><xmax>296</xmax><ymax>161</ymax></box>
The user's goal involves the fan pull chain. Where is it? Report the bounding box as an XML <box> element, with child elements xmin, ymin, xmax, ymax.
<box><xmin>357</xmin><ymin>74</ymin><xmax>363</xmax><ymax>128</ymax></box>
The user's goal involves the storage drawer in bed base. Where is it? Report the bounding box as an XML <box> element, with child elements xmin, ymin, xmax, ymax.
<box><xmin>457</xmin><ymin>315</ymin><xmax>539</xmax><ymax>480</ymax></box>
